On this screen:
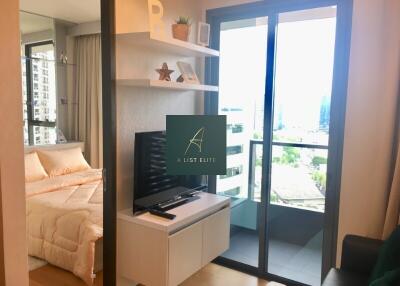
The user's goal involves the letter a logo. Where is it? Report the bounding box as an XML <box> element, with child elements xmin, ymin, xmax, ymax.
<box><xmin>184</xmin><ymin>127</ymin><xmax>205</xmax><ymax>155</ymax></box>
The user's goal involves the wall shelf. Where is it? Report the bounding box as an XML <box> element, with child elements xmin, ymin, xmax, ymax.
<box><xmin>117</xmin><ymin>78</ymin><xmax>219</xmax><ymax>92</ymax></box>
<box><xmin>116</xmin><ymin>32</ymin><xmax>220</xmax><ymax>58</ymax></box>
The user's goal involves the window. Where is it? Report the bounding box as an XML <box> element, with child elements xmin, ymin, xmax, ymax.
<box><xmin>22</xmin><ymin>41</ymin><xmax>57</xmax><ymax>145</ymax></box>
<box><xmin>220</xmin><ymin>165</ymin><xmax>243</xmax><ymax>179</ymax></box>
<box><xmin>227</xmin><ymin>145</ymin><xmax>243</xmax><ymax>155</ymax></box>
<box><xmin>227</xmin><ymin>123</ymin><xmax>244</xmax><ymax>134</ymax></box>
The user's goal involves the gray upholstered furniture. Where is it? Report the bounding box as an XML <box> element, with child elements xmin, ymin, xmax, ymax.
<box><xmin>322</xmin><ymin>235</ymin><xmax>383</xmax><ymax>286</ymax></box>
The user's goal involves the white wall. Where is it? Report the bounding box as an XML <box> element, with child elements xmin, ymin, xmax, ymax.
<box><xmin>337</xmin><ymin>0</ymin><xmax>400</xmax><ymax>264</ymax></box>
<box><xmin>200</xmin><ymin>0</ymin><xmax>400</xmax><ymax>267</ymax></box>
<box><xmin>54</xmin><ymin>21</ymin><xmax>69</xmax><ymax>136</ymax></box>
<box><xmin>68</xmin><ymin>21</ymin><xmax>101</xmax><ymax>37</ymax></box>
<box><xmin>115</xmin><ymin>0</ymin><xmax>204</xmax><ymax>211</ymax></box>
<box><xmin>21</xmin><ymin>29</ymin><xmax>54</xmax><ymax>44</ymax></box>
<box><xmin>0</xmin><ymin>1</ymin><xmax>29</xmax><ymax>285</ymax></box>
<box><xmin>115</xmin><ymin>1</ymin><xmax>205</xmax><ymax>284</ymax></box>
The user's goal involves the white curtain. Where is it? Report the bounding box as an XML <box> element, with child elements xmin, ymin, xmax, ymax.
<box><xmin>71</xmin><ymin>34</ymin><xmax>103</xmax><ymax>168</ymax></box>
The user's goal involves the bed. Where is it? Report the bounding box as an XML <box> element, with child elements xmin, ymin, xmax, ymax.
<box><xmin>25</xmin><ymin>144</ymin><xmax>103</xmax><ymax>285</ymax></box>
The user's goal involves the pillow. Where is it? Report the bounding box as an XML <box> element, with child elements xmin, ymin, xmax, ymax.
<box><xmin>25</xmin><ymin>152</ymin><xmax>48</xmax><ymax>182</ymax></box>
<box><xmin>37</xmin><ymin>147</ymin><xmax>90</xmax><ymax>177</ymax></box>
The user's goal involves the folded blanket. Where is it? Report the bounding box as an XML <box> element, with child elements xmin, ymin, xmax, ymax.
<box><xmin>26</xmin><ymin>169</ymin><xmax>103</xmax><ymax>285</ymax></box>
<box><xmin>26</xmin><ymin>168</ymin><xmax>102</xmax><ymax>197</ymax></box>
<box><xmin>369</xmin><ymin>226</ymin><xmax>400</xmax><ymax>286</ymax></box>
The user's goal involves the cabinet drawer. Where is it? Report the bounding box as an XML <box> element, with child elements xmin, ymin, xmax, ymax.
<box><xmin>168</xmin><ymin>221</ymin><xmax>202</xmax><ymax>286</ymax></box>
<box><xmin>202</xmin><ymin>207</ymin><xmax>230</xmax><ymax>266</ymax></box>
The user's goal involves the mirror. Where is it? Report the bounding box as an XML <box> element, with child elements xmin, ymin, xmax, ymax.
<box><xmin>20</xmin><ymin>12</ymin><xmax>57</xmax><ymax>145</ymax></box>
<box><xmin>20</xmin><ymin>3</ymin><xmax>103</xmax><ymax>285</ymax></box>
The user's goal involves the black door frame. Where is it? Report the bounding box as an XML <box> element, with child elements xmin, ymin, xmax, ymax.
<box><xmin>205</xmin><ymin>0</ymin><xmax>353</xmax><ymax>284</ymax></box>
<box><xmin>101</xmin><ymin>0</ymin><xmax>117</xmax><ymax>285</ymax></box>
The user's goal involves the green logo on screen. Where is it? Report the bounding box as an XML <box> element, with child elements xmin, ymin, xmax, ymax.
<box><xmin>167</xmin><ymin>115</ymin><xmax>226</xmax><ymax>175</ymax></box>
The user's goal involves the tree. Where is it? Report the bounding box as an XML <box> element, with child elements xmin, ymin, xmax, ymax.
<box><xmin>312</xmin><ymin>171</ymin><xmax>326</xmax><ymax>194</ymax></box>
<box><xmin>281</xmin><ymin>146</ymin><xmax>300</xmax><ymax>165</ymax></box>
<box><xmin>312</xmin><ymin>156</ymin><xmax>327</xmax><ymax>168</ymax></box>
<box><xmin>273</xmin><ymin>146</ymin><xmax>300</xmax><ymax>167</ymax></box>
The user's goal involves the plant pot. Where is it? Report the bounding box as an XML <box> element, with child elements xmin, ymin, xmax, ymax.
<box><xmin>172</xmin><ymin>24</ymin><xmax>190</xmax><ymax>41</ymax></box>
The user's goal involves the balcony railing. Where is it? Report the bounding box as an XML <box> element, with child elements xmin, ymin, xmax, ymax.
<box><xmin>247</xmin><ymin>139</ymin><xmax>328</xmax><ymax>202</ymax></box>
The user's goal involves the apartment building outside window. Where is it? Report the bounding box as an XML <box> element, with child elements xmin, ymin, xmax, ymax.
<box><xmin>21</xmin><ymin>41</ymin><xmax>57</xmax><ymax>145</ymax></box>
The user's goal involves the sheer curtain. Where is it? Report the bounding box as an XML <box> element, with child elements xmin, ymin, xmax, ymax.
<box><xmin>70</xmin><ymin>34</ymin><xmax>103</xmax><ymax>168</ymax></box>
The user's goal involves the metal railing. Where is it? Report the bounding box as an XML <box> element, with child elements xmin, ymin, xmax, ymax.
<box><xmin>247</xmin><ymin>139</ymin><xmax>329</xmax><ymax>201</ymax></box>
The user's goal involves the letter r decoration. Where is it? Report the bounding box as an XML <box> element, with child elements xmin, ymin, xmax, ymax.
<box><xmin>148</xmin><ymin>0</ymin><xmax>165</xmax><ymax>37</ymax></box>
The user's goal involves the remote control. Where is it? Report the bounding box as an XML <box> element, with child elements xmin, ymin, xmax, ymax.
<box><xmin>149</xmin><ymin>209</ymin><xmax>176</xmax><ymax>220</ymax></box>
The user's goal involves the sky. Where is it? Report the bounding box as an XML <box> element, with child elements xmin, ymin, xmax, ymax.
<box><xmin>219</xmin><ymin>15</ymin><xmax>337</xmax><ymax>134</ymax></box>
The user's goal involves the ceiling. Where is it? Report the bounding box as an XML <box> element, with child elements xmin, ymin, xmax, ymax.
<box><xmin>20</xmin><ymin>0</ymin><xmax>100</xmax><ymax>24</ymax></box>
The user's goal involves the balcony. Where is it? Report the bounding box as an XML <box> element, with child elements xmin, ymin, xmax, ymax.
<box><xmin>218</xmin><ymin>140</ymin><xmax>324</xmax><ymax>285</ymax></box>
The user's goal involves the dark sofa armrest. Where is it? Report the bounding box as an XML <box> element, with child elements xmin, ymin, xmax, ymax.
<box><xmin>341</xmin><ymin>235</ymin><xmax>383</xmax><ymax>276</ymax></box>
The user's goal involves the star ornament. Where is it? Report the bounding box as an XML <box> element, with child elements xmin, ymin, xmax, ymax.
<box><xmin>156</xmin><ymin>63</ymin><xmax>174</xmax><ymax>81</ymax></box>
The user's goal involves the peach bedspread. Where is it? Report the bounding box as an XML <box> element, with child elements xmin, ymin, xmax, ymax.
<box><xmin>26</xmin><ymin>169</ymin><xmax>103</xmax><ymax>285</ymax></box>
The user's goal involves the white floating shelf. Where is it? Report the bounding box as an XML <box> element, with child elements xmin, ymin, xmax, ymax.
<box><xmin>117</xmin><ymin>78</ymin><xmax>219</xmax><ymax>92</ymax></box>
<box><xmin>116</xmin><ymin>32</ymin><xmax>220</xmax><ymax>58</ymax></box>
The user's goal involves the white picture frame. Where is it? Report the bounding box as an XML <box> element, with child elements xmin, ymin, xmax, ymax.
<box><xmin>177</xmin><ymin>61</ymin><xmax>200</xmax><ymax>84</ymax></box>
<box><xmin>197</xmin><ymin>22</ymin><xmax>210</xmax><ymax>47</ymax></box>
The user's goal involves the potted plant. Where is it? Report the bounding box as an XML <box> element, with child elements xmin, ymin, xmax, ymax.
<box><xmin>172</xmin><ymin>16</ymin><xmax>191</xmax><ymax>41</ymax></box>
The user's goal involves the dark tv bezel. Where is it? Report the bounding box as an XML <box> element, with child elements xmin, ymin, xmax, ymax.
<box><xmin>133</xmin><ymin>131</ymin><xmax>205</xmax><ymax>212</ymax></box>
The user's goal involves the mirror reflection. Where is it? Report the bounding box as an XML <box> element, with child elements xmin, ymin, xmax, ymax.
<box><xmin>20</xmin><ymin>3</ymin><xmax>103</xmax><ymax>285</ymax></box>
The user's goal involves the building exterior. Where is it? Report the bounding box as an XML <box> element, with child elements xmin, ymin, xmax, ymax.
<box><xmin>217</xmin><ymin>108</ymin><xmax>249</xmax><ymax>198</ymax></box>
<box><xmin>21</xmin><ymin>44</ymin><xmax>57</xmax><ymax>145</ymax></box>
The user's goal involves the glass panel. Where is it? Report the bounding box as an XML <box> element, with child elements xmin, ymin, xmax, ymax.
<box><xmin>217</xmin><ymin>16</ymin><xmax>268</xmax><ymax>267</ymax></box>
<box><xmin>273</xmin><ymin>7</ymin><xmax>337</xmax><ymax>146</ymax></box>
<box><xmin>271</xmin><ymin>146</ymin><xmax>327</xmax><ymax>212</ymax></box>
<box><xmin>249</xmin><ymin>142</ymin><xmax>263</xmax><ymax>203</ymax></box>
<box><xmin>30</xmin><ymin>44</ymin><xmax>57</xmax><ymax>123</ymax></box>
<box><xmin>32</xmin><ymin>126</ymin><xmax>57</xmax><ymax>145</ymax></box>
<box><xmin>266</xmin><ymin>6</ymin><xmax>337</xmax><ymax>285</ymax></box>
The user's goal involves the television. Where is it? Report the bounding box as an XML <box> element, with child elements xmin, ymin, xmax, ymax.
<box><xmin>133</xmin><ymin>131</ymin><xmax>206</xmax><ymax>213</ymax></box>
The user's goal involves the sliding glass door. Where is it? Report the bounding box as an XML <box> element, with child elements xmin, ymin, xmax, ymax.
<box><xmin>266</xmin><ymin>7</ymin><xmax>337</xmax><ymax>285</ymax></box>
<box><xmin>206</xmin><ymin>1</ymin><xmax>351</xmax><ymax>285</ymax></box>
<box><xmin>215</xmin><ymin>16</ymin><xmax>268</xmax><ymax>268</ymax></box>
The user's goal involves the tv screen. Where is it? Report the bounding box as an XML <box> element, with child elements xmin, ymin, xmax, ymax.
<box><xmin>133</xmin><ymin>131</ymin><xmax>205</xmax><ymax>209</ymax></box>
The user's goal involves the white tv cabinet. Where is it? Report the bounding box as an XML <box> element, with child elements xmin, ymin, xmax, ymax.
<box><xmin>117</xmin><ymin>192</ymin><xmax>230</xmax><ymax>286</ymax></box>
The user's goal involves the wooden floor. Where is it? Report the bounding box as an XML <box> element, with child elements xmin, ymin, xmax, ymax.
<box><xmin>181</xmin><ymin>264</ymin><xmax>281</xmax><ymax>286</ymax></box>
<box><xmin>29</xmin><ymin>266</ymin><xmax>103</xmax><ymax>286</ymax></box>
<box><xmin>29</xmin><ymin>263</ymin><xmax>282</xmax><ymax>286</ymax></box>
